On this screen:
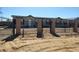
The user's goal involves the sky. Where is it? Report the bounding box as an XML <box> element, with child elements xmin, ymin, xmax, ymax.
<box><xmin>0</xmin><ymin>7</ymin><xmax>79</xmax><ymax>19</ymax></box>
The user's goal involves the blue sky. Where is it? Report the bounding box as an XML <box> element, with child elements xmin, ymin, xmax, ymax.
<box><xmin>0</xmin><ymin>7</ymin><xmax>79</xmax><ymax>19</ymax></box>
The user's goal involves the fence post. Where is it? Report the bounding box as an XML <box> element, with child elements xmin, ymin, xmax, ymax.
<box><xmin>22</xmin><ymin>19</ymin><xmax>24</xmax><ymax>37</ymax></box>
<box><xmin>50</xmin><ymin>20</ymin><xmax>55</xmax><ymax>34</ymax></box>
<box><xmin>73</xmin><ymin>20</ymin><xmax>78</xmax><ymax>32</ymax></box>
<box><xmin>37</xmin><ymin>19</ymin><xmax>43</xmax><ymax>38</ymax></box>
<box><xmin>15</xmin><ymin>18</ymin><xmax>21</xmax><ymax>35</ymax></box>
<box><xmin>12</xmin><ymin>19</ymin><xmax>16</xmax><ymax>35</ymax></box>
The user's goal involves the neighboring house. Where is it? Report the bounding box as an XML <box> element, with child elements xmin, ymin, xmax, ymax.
<box><xmin>15</xmin><ymin>15</ymin><xmax>75</xmax><ymax>28</ymax></box>
<box><xmin>0</xmin><ymin>15</ymin><xmax>78</xmax><ymax>28</ymax></box>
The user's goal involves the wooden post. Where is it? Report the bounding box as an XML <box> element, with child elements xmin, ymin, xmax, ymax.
<box><xmin>67</xmin><ymin>20</ymin><xmax>69</xmax><ymax>28</ymax></box>
<box><xmin>12</xmin><ymin>19</ymin><xmax>16</xmax><ymax>35</ymax></box>
<box><xmin>22</xmin><ymin>19</ymin><xmax>24</xmax><ymax>37</ymax></box>
<box><xmin>15</xmin><ymin>18</ymin><xmax>21</xmax><ymax>35</ymax></box>
<box><xmin>67</xmin><ymin>20</ymin><xmax>70</xmax><ymax>33</ymax></box>
<box><xmin>37</xmin><ymin>19</ymin><xmax>43</xmax><ymax>38</ymax></box>
<box><xmin>50</xmin><ymin>20</ymin><xmax>55</xmax><ymax>34</ymax></box>
<box><xmin>49</xmin><ymin>20</ymin><xmax>52</xmax><ymax>34</ymax></box>
<box><xmin>73</xmin><ymin>20</ymin><xmax>78</xmax><ymax>32</ymax></box>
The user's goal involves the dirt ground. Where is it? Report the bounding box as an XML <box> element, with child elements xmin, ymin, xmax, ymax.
<box><xmin>0</xmin><ymin>28</ymin><xmax>79</xmax><ymax>52</ymax></box>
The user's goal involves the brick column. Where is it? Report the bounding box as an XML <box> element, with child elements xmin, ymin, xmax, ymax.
<box><xmin>37</xmin><ymin>19</ymin><xmax>43</xmax><ymax>38</ymax></box>
<box><xmin>50</xmin><ymin>20</ymin><xmax>55</xmax><ymax>34</ymax></box>
<box><xmin>73</xmin><ymin>20</ymin><xmax>78</xmax><ymax>32</ymax></box>
<box><xmin>15</xmin><ymin>18</ymin><xmax>21</xmax><ymax>35</ymax></box>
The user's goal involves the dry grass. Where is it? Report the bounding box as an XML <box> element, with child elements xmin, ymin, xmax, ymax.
<box><xmin>0</xmin><ymin>28</ymin><xmax>79</xmax><ymax>52</ymax></box>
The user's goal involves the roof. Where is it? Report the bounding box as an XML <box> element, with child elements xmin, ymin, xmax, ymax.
<box><xmin>11</xmin><ymin>15</ymin><xmax>79</xmax><ymax>20</ymax></box>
